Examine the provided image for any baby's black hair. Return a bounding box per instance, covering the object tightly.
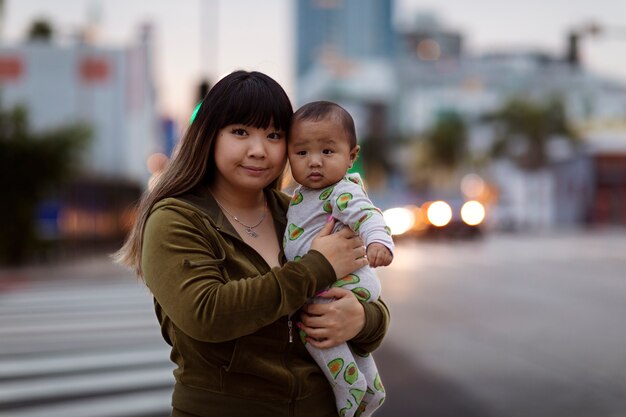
[292,101,357,148]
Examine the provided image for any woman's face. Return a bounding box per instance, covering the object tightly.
[212,124,287,192]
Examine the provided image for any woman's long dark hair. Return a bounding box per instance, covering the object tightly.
[114,70,293,276]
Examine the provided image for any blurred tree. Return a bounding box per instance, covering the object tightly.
[410,111,468,189]
[424,112,468,170]
[484,97,580,170]
[27,18,54,42]
[353,134,394,189]
[0,104,91,265]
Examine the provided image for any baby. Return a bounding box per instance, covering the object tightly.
[284,101,394,417]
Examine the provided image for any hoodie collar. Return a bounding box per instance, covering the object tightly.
[178,185,288,239]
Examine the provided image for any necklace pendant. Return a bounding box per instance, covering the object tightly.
[245,228,258,238]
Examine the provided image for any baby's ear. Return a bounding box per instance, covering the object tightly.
[349,145,360,165]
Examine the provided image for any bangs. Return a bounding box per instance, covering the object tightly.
[220,75,293,132]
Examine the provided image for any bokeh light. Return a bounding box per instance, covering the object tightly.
[426,201,452,227]
[461,173,486,199]
[461,200,486,226]
[146,153,168,174]
[416,39,441,61]
[383,207,415,235]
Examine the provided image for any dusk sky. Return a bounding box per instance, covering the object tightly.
[3,0,626,123]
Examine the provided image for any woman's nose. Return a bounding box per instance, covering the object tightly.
[248,136,267,158]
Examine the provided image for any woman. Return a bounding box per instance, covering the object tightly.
[115,70,390,417]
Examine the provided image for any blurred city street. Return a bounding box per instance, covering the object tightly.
[377,228,626,417]
[1,229,625,417]
[2,0,626,416]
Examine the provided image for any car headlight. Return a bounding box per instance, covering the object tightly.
[460,200,485,226]
[426,201,452,227]
[382,207,415,235]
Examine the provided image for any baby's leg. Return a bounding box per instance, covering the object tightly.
[303,339,367,417]
[331,267,381,302]
[352,352,385,417]
[330,268,384,416]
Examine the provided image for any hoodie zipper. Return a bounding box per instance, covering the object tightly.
[283,315,297,416]
[287,317,294,343]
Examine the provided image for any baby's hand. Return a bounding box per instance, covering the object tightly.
[366,242,393,267]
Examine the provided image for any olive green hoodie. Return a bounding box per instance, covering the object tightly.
[141,186,389,417]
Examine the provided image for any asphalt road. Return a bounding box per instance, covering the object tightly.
[375,228,626,417]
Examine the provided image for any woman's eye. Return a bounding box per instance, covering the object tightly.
[268,132,283,140]
[232,128,247,136]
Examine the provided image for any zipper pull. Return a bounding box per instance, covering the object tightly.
[287,319,293,343]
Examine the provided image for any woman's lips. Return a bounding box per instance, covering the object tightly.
[241,166,267,175]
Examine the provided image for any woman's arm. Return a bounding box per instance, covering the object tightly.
[142,205,367,343]
[351,296,390,353]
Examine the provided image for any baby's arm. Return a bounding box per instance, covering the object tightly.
[331,176,394,268]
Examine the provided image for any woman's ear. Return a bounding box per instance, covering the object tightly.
[349,145,360,168]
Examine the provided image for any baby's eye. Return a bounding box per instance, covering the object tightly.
[322,149,334,155]
[296,150,307,156]
[232,128,247,136]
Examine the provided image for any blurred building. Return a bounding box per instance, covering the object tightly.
[0,23,158,185]
[400,12,463,62]
[296,0,396,77]
[296,10,626,228]
[295,0,404,199]
[395,46,626,228]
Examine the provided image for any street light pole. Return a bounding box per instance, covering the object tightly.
[199,0,219,85]
[566,21,626,67]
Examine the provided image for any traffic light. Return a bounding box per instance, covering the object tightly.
[566,31,579,66]
[191,78,212,124]
[198,78,211,101]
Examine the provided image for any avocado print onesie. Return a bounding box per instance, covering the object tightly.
[284,173,393,417]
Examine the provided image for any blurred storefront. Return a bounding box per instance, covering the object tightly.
[36,178,141,255]
[0,23,160,251]
[592,153,626,224]
[586,129,626,225]
[0,23,159,186]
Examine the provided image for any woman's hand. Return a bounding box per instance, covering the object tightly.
[298,287,365,349]
[310,217,368,278]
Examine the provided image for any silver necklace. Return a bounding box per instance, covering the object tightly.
[212,194,267,238]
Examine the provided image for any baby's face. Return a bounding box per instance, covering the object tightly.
[288,118,358,189]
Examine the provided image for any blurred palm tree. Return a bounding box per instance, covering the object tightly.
[0,104,91,265]
[484,97,580,170]
[410,111,469,190]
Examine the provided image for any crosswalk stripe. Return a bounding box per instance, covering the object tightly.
[0,316,159,335]
[0,347,169,379]
[0,367,174,405]
[0,308,155,325]
[0,389,173,417]
[0,271,174,417]
[0,329,164,356]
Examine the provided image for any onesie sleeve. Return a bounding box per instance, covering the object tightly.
[331,176,394,254]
